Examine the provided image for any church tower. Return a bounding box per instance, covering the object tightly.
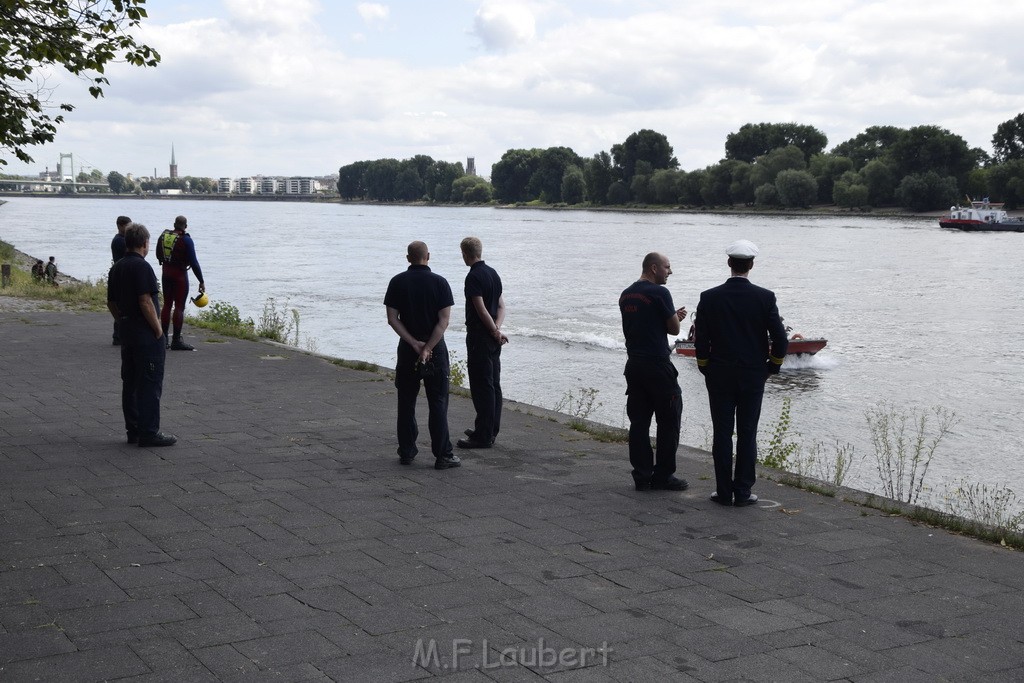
[169,144,178,179]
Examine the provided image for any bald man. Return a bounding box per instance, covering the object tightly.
[618,252,689,492]
[384,241,460,470]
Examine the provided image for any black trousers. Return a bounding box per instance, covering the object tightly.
[120,319,166,438]
[395,341,453,459]
[704,365,766,499]
[624,357,682,485]
[466,331,502,443]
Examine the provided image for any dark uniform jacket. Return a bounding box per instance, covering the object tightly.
[694,277,788,372]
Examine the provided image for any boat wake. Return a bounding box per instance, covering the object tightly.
[783,353,838,371]
[513,326,623,351]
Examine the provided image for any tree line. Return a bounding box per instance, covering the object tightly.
[339,114,1024,211]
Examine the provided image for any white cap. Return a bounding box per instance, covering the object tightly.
[726,239,759,258]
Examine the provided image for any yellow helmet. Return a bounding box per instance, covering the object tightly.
[191,292,209,307]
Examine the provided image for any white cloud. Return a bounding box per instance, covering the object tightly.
[221,0,320,31]
[6,0,1024,178]
[473,2,536,51]
[357,3,390,24]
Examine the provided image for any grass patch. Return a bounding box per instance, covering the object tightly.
[1,241,107,310]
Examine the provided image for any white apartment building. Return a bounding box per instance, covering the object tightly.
[218,177,234,193]
[237,177,255,194]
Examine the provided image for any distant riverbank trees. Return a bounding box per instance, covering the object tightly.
[339,113,1024,211]
[337,157,484,203]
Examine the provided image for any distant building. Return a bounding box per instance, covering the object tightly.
[466,157,476,176]
[259,177,279,194]
[218,177,234,193]
[169,144,178,179]
[237,177,255,194]
[286,177,317,194]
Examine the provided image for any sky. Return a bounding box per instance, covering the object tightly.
[5,0,1024,180]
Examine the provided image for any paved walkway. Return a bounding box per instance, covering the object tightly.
[1,309,1022,682]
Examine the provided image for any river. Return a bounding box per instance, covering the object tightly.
[2,196,1021,510]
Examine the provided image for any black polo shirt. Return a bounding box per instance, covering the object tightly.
[108,252,159,319]
[619,279,675,359]
[464,260,502,334]
[384,264,454,342]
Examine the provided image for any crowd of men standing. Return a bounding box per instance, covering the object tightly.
[385,236,788,507]
[103,218,787,508]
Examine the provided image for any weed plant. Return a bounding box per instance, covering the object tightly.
[943,480,1024,539]
[187,302,258,340]
[256,297,298,343]
[865,401,957,504]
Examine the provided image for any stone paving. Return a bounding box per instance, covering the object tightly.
[1,309,1023,682]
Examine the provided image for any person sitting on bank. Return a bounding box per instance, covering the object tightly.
[31,260,45,282]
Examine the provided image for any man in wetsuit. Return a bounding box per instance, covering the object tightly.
[619,252,689,492]
[384,241,460,470]
[107,223,176,447]
[158,215,205,351]
[110,215,131,345]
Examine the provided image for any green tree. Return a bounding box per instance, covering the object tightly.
[992,113,1024,164]
[775,169,818,208]
[423,160,463,202]
[754,183,778,206]
[527,146,582,202]
[611,129,677,184]
[363,158,400,201]
[833,172,869,208]
[678,169,705,205]
[451,175,492,203]
[583,151,614,205]
[491,148,540,203]
[1,0,160,165]
[650,169,685,204]
[860,159,896,205]
[894,171,958,211]
[830,125,905,170]
[107,170,129,194]
[808,153,854,203]
[749,145,805,190]
[338,160,371,199]
[725,122,828,163]
[700,160,747,206]
[560,165,586,205]
[888,125,976,189]
[606,180,630,205]
[986,160,1024,209]
[393,164,423,201]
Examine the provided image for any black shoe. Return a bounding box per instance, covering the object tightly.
[635,481,653,491]
[457,438,491,449]
[434,455,462,470]
[651,476,689,491]
[170,337,195,351]
[734,494,759,507]
[399,456,415,465]
[138,432,177,447]
[710,492,733,506]
[464,429,475,438]
[126,432,138,444]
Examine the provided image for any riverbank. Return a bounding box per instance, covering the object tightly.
[2,307,1023,680]
[2,191,961,219]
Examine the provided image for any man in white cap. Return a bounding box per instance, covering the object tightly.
[694,240,787,507]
